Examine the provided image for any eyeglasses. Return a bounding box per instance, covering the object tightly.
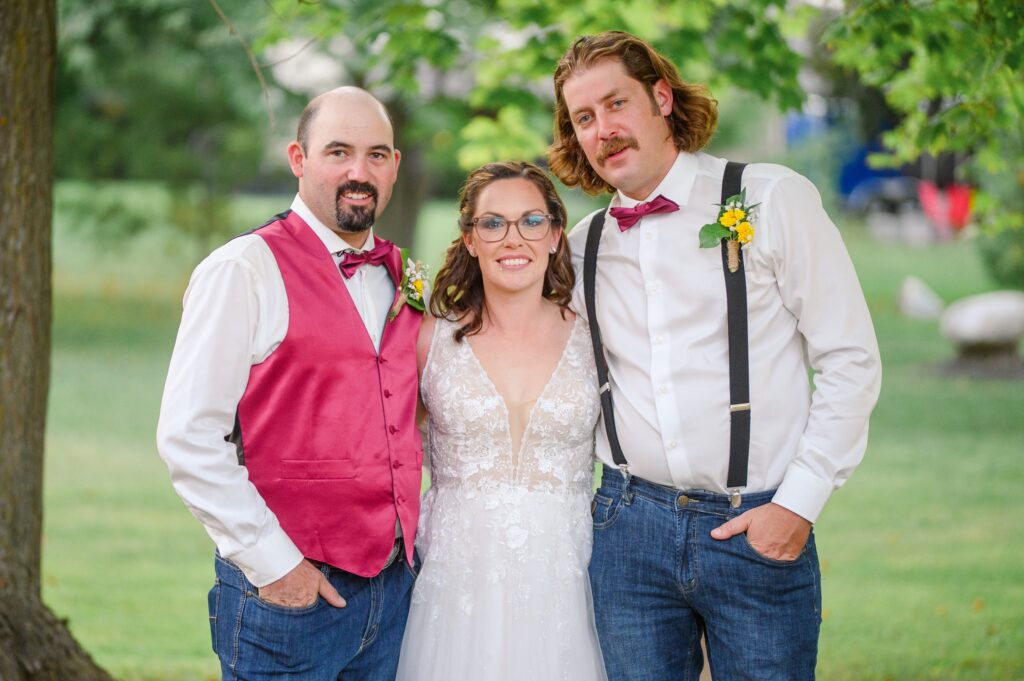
[470,213,555,242]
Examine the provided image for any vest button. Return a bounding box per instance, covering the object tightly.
[392,460,401,470]
[384,389,392,398]
[389,425,398,435]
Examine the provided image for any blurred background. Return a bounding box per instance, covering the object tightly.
[35,0,1024,678]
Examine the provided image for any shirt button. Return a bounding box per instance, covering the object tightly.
[658,384,670,395]
[644,232,653,241]
[647,282,659,294]
[654,334,665,344]
[667,439,678,449]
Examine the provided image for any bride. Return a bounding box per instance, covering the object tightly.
[396,161,606,680]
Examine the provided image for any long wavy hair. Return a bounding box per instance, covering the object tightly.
[548,31,719,195]
[430,161,574,342]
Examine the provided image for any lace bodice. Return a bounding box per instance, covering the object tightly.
[421,314,599,494]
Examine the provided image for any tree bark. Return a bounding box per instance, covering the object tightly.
[0,1,114,678]
[373,99,427,251]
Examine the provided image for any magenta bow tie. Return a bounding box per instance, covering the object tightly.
[339,240,392,279]
[608,194,680,231]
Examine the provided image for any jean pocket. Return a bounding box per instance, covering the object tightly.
[739,534,805,566]
[591,491,623,530]
[404,548,421,580]
[207,579,221,655]
[251,592,324,615]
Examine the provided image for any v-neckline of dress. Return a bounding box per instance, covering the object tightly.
[462,316,580,470]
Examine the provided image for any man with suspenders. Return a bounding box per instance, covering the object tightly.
[549,32,882,680]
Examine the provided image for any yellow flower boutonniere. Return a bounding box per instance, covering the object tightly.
[388,248,429,321]
[698,188,760,272]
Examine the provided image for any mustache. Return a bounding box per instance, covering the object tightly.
[596,136,639,166]
[336,181,379,204]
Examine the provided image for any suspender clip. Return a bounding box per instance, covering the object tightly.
[729,402,751,413]
[599,382,611,395]
[618,464,631,482]
[729,489,743,508]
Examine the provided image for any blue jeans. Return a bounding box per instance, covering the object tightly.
[209,550,416,680]
[589,473,821,681]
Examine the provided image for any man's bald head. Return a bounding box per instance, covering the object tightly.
[286,86,401,245]
[296,87,394,154]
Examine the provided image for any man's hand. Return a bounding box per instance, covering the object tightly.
[257,560,347,608]
[711,503,812,562]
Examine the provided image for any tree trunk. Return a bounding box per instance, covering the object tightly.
[373,99,426,251]
[0,2,114,678]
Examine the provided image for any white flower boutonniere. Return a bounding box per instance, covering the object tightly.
[389,248,429,321]
[698,188,760,272]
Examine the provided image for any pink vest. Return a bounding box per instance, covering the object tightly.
[237,211,422,577]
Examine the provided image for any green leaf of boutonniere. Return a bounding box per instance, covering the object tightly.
[699,223,732,248]
[389,247,429,321]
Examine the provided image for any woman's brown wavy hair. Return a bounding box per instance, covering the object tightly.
[430,161,574,342]
[548,31,719,195]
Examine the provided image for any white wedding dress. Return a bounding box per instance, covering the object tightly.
[396,315,607,681]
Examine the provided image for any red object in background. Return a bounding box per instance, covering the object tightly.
[918,181,973,233]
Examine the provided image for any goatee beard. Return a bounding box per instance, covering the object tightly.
[334,181,378,233]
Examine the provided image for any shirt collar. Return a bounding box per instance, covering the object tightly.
[289,194,376,254]
[613,152,698,209]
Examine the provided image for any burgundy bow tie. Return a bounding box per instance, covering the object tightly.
[339,240,392,279]
[608,195,680,231]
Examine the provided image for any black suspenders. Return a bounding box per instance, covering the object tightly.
[583,161,751,501]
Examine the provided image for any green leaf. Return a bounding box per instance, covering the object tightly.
[699,223,731,249]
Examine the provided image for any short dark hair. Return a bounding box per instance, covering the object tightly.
[296,99,322,154]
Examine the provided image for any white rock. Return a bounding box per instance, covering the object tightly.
[899,276,944,320]
[940,291,1024,344]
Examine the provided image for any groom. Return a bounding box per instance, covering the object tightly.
[551,32,882,680]
[157,87,423,680]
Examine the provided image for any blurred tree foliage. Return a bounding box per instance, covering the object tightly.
[260,0,806,171]
[254,0,807,244]
[56,0,809,251]
[56,0,298,254]
[826,0,1024,288]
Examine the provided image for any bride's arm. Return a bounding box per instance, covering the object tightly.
[416,315,436,473]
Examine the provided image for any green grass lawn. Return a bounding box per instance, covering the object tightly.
[42,188,1023,680]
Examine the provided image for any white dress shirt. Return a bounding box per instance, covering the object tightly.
[156,195,396,587]
[569,152,881,523]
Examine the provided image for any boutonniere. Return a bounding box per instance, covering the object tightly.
[389,248,429,321]
[698,188,760,272]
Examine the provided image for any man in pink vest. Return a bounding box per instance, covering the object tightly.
[157,87,423,680]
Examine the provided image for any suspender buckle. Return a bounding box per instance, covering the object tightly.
[599,382,611,395]
[729,403,751,413]
[729,489,743,508]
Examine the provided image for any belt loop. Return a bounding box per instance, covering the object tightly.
[621,469,634,505]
